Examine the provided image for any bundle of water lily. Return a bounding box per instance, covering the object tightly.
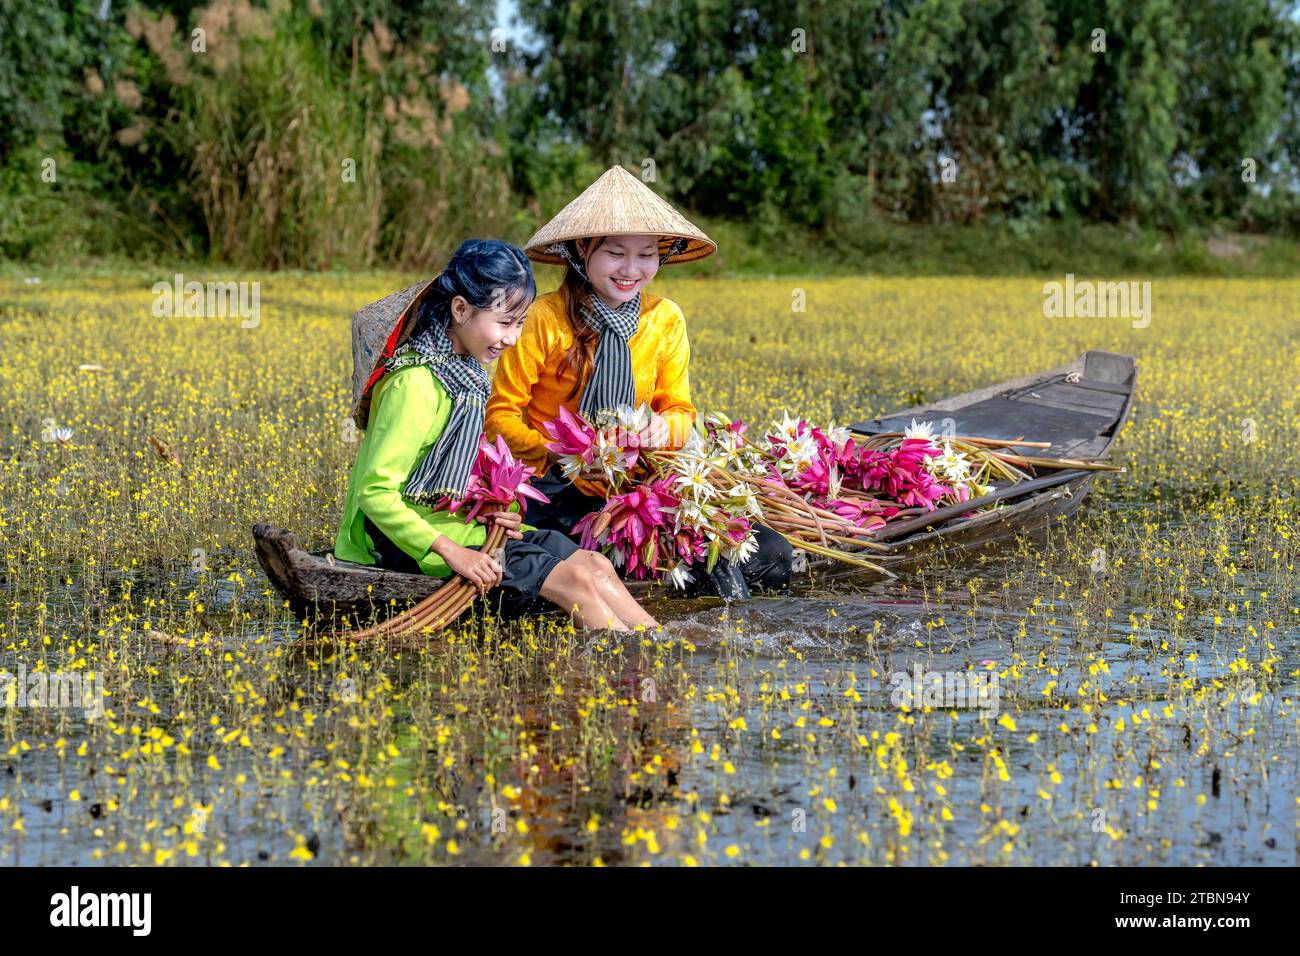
[543,405,1121,586]
[340,437,532,641]
[336,406,1123,640]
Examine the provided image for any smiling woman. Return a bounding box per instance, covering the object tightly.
[485,166,795,597]
[334,238,659,630]
[586,235,661,298]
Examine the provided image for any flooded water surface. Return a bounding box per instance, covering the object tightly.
[2,275,1297,865]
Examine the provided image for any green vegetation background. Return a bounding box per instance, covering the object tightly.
[2,0,1298,277]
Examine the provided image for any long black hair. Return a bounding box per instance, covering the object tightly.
[416,238,536,331]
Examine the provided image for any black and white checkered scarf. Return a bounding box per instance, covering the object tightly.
[550,237,688,418]
[384,316,490,502]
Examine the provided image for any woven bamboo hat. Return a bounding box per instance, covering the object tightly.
[349,279,434,428]
[524,165,716,266]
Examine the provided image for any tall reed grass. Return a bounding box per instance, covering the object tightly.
[140,1,516,270]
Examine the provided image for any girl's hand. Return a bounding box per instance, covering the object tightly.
[430,538,503,591]
[476,508,524,540]
[638,412,672,449]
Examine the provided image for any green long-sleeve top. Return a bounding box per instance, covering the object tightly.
[335,364,524,577]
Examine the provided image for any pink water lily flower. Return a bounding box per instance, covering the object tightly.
[724,514,752,544]
[894,470,951,510]
[573,479,678,578]
[893,436,943,472]
[832,435,859,468]
[705,414,748,437]
[439,435,550,522]
[792,456,837,497]
[810,426,846,461]
[825,496,896,531]
[673,527,708,565]
[542,405,598,462]
[844,447,891,493]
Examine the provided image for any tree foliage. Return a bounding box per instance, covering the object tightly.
[1,0,1297,265]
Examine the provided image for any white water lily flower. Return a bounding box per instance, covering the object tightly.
[727,484,762,517]
[558,453,588,481]
[788,431,818,460]
[597,403,651,434]
[709,428,740,456]
[592,404,653,453]
[776,432,818,478]
[904,419,937,440]
[775,456,804,480]
[933,442,973,482]
[620,403,653,431]
[665,562,695,590]
[589,432,629,483]
[772,410,803,445]
[737,450,770,477]
[825,424,852,450]
[673,458,717,502]
[661,499,707,530]
[728,533,760,564]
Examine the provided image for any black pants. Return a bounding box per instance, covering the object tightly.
[525,465,793,599]
[364,516,577,618]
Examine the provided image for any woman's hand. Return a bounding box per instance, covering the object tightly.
[579,457,609,481]
[476,508,524,540]
[638,412,672,450]
[430,537,503,591]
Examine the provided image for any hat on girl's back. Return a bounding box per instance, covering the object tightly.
[349,279,435,428]
[524,165,716,266]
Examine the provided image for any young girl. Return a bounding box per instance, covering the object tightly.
[335,239,658,631]
[485,168,794,595]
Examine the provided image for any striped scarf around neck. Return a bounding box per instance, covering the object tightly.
[384,313,490,502]
[550,237,687,417]
[578,289,642,417]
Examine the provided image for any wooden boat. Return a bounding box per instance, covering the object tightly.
[253,350,1135,621]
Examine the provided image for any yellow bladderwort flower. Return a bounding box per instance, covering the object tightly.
[4,273,1296,867]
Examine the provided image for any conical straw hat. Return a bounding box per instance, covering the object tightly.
[349,279,435,428]
[525,165,716,266]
